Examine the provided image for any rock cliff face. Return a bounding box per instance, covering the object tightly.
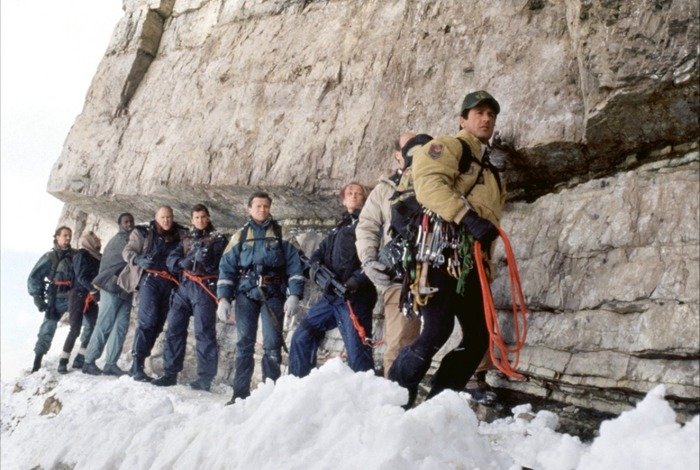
[49,0,698,418]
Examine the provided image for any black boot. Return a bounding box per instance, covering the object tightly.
[72,353,85,369]
[82,362,103,376]
[226,390,248,406]
[129,357,152,382]
[152,373,177,387]
[189,377,211,392]
[57,358,69,374]
[31,354,44,373]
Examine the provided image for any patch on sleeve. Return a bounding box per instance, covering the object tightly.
[428,144,444,159]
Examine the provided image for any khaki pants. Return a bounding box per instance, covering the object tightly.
[382,284,422,377]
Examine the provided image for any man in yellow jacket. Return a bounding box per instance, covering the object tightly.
[387,90,507,408]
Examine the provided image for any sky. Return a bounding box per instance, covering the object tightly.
[0,0,123,379]
[1,340,698,470]
[0,0,123,253]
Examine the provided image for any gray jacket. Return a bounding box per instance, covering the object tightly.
[93,228,132,298]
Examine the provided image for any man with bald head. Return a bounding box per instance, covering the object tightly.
[355,131,423,377]
[122,206,187,381]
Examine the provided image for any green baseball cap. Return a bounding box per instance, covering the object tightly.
[461,90,500,115]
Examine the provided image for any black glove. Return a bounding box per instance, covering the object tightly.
[194,247,208,263]
[345,276,361,295]
[461,211,499,246]
[90,290,100,303]
[135,255,154,269]
[33,296,47,312]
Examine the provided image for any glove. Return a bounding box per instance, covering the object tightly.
[284,295,300,318]
[217,298,235,323]
[362,260,392,287]
[345,276,361,294]
[194,247,208,263]
[90,290,100,303]
[461,211,499,246]
[33,296,47,312]
[134,255,154,269]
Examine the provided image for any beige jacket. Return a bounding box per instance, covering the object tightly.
[412,130,507,227]
[355,173,399,265]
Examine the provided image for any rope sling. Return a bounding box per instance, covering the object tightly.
[474,228,529,380]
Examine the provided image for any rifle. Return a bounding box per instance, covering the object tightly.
[300,254,347,299]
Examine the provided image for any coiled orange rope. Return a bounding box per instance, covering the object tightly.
[474,227,528,380]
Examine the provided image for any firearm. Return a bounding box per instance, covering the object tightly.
[300,254,347,299]
[43,281,59,319]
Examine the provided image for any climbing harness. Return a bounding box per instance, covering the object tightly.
[474,228,529,380]
[144,269,180,286]
[183,271,219,303]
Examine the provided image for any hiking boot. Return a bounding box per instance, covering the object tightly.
[152,374,177,387]
[102,364,127,377]
[475,371,492,392]
[82,362,103,376]
[226,391,248,406]
[403,387,418,410]
[72,354,85,369]
[189,378,211,392]
[129,357,152,383]
[32,354,44,373]
[57,358,69,374]
[466,388,497,405]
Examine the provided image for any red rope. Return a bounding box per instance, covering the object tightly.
[182,271,219,303]
[82,292,95,314]
[474,227,528,380]
[145,269,180,286]
[346,300,383,348]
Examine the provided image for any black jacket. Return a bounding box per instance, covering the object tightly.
[72,249,101,293]
[311,209,369,286]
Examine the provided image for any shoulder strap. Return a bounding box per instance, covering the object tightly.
[47,250,61,281]
[237,220,283,250]
[238,223,251,250]
[272,220,283,242]
[458,139,502,193]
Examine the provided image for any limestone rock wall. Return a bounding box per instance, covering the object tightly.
[49,0,699,418]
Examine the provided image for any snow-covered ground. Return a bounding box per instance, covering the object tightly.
[1,330,698,470]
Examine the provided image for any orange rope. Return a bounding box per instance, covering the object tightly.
[145,269,180,286]
[182,271,219,303]
[346,300,383,348]
[82,292,96,314]
[474,227,528,380]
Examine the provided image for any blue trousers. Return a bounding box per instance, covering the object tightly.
[131,273,176,359]
[388,267,488,399]
[232,291,285,399]
[288,289,376,378]
[33,298,68,355]
[85,290,132,366]
[162,278,218,382]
